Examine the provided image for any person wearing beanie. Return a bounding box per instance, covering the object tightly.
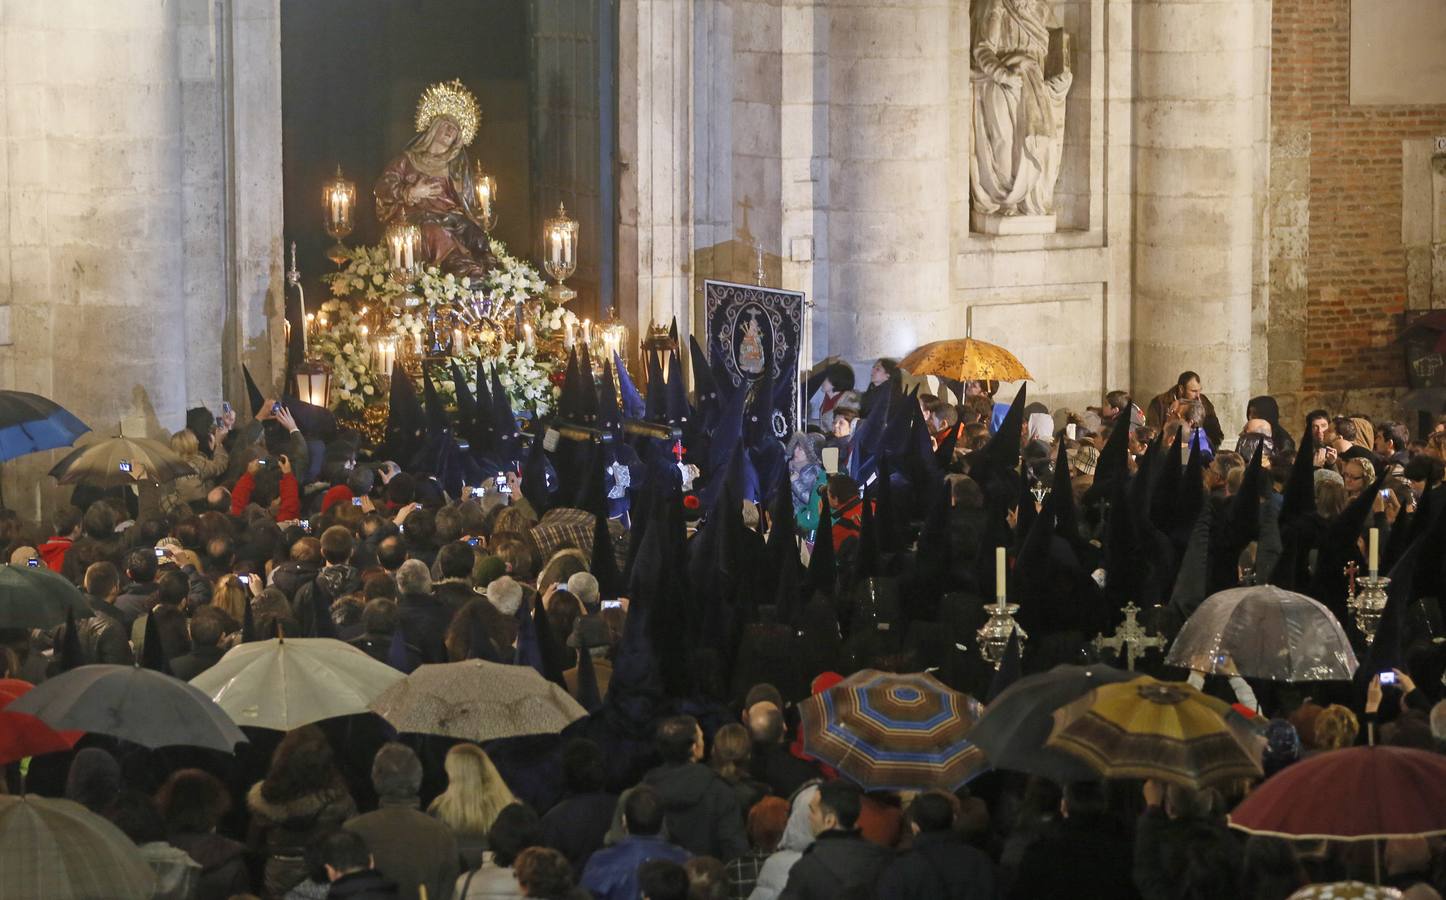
[472,554,508,590]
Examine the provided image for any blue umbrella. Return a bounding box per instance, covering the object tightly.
[0,391,88,462]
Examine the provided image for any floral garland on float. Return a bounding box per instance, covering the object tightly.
[316,238,571,425]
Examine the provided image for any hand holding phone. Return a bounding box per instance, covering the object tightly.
[1379,670,1397,685]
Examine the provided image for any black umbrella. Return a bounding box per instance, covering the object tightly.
[0,564,93,630]
[8,665,246,753]
[968,663,1134,782]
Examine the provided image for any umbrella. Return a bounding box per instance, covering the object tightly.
[0,564,93,630]
[0,391,89,462]
[797,669,984,791]
[1046,675,1263,789]
[190,637,406,731]
[7,665,246,753]
[368,659,587,742]
[1285,885,1403,900]
[0,795,155,900]
[49,436,194,487]
[968,664,1136,783]
[0,679,83,766]
[899,337,1032,383]
[1228,745,1446,840]
[1165,585,1358,681]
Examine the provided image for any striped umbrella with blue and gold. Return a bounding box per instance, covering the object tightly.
[798,669,985,791]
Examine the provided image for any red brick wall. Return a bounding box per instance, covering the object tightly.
[1271,0,1446,399]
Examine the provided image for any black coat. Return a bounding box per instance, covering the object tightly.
[399,592,454,664]
[751,742,820,801]
[327,869,400,899]
[1133,809,1242,900]
[878,831,995,900]
[641,762,748,861]
[169,830,252,900]
[778,829,891,900]
[168,645,227,682]
[1009,813,1140,900]
[540,791,617,873]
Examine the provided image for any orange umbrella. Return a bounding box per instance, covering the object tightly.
[900,338,1032,383]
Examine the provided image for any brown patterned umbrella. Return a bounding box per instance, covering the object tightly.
[367,659,586,742]
[798,669,984,791]
[900,338,1033,383]
[48,436,195,487]
[1046,676,1262,790]
[0,795,155,899]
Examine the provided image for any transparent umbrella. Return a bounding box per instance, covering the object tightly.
[1165,585,1358,681]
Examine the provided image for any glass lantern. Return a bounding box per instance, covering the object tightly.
[543,202,579,303]
[595,313,628,365]
[386,223,423,291]
[293,360,331,409]
[371,336,398,378]
[471,164,498,234]
[322,165,356,266]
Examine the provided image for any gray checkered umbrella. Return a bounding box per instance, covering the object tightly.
[368,659,586,742]
[0,795,154,899]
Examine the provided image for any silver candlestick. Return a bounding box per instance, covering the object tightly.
[978,598,1026,670]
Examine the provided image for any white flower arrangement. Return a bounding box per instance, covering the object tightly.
[319,238,562,419]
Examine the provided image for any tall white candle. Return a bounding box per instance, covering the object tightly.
[1369,527,1379,575]
[996,546,1006,600]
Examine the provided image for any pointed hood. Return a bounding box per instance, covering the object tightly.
[973,385,1027,485]
[468,358,498,460]
[242,595,257,643]
[615,353,646,419]
[560,348,583,421]
[934,426,958,469]
[421,365,451,437]
[573,646,603,712]
[1279,422,1317,528]
[490,367,521,467]
[532,590,568,687]
[1355,539,1421,691]
[598,360,623,433]
[689,335,721,427]
[243,364,266,417]
[645,352,667,421]
[59,608,83,673]
[141,612,168,675]
[875,455,902,554]
[1085,409,1132,505]
[450,361,478,435]
[578,341,600,424]
[468,613,499,662]
[664,349,691,427]
[521,432,555,514]
[382,362,427,467]
[854,481,880,584]
[808,491,837,598]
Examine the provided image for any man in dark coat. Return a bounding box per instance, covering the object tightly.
[431,541,480,611]
[395,560,451,664]
[540,739,618,873]
[318,829,400,900]
[878,792,995,900]
[640,715,748,861]
[344,744,458,900]
[1145,370,1224,451]
[1008,781,1140,900]
[294,526,363,636]
[113,548,161,629]
[580,785,691,900]
[1133,781,1243,900]
[168,607,230,681]
[778,781,891,900]
[76,561,134,665]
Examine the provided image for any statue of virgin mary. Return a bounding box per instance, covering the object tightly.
[375,79,491,278]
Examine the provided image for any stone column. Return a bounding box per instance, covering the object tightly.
[1132,0,1267,435]
[780,1,829,363]
[617,0,695,344]
[824,0,952,375]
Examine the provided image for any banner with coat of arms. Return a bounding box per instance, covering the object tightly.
[703,279,805,439]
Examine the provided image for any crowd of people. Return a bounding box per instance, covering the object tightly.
[4,350,1446,900]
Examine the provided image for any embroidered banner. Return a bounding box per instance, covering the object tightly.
[703,279,805,439]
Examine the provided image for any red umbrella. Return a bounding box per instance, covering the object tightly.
[1229,745,1446,840]
[0,679,83,765]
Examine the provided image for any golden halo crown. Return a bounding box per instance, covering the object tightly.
[415,79,481,147]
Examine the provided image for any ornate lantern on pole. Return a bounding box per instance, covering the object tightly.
[543,202,578,304]
[322,165,356,266]
[293,360,331,409]
[471,163,498,235]
[595,313,628,365]
[641,321,676,382]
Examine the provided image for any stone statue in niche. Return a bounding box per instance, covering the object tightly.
[969,0,1073,235]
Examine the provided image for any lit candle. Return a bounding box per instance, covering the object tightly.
[402,232,415,270]
[582,319,591,344]
[550,228,564,267]
[995,546,1006,601]
[452,327,465,352]
[524,322,535,350]
[390,233,403,270]
[1369,527,1379,575]
[563,321,575,349]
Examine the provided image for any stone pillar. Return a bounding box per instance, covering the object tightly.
[824,0,952,375]
[617,0,695,343]
[1132,0,1267,435]
[780,1,829,363]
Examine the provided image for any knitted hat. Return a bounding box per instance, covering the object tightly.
[473,554,507,588]
[1313,468,1345,488]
